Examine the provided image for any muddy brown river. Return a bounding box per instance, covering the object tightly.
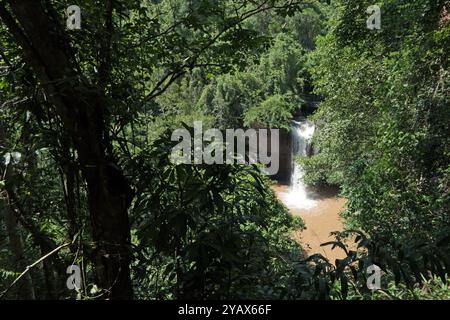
[273,184,348,262]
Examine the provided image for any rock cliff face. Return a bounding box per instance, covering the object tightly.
[248,127,292,183]
[273,129,292,184]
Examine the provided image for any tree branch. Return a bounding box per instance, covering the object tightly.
[0,241,71,299]
[143,0,303,102]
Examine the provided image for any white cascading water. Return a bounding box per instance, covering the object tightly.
[280,119,317,209]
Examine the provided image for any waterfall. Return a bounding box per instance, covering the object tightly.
[279,119,317,209]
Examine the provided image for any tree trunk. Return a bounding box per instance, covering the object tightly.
[60,146,79,244]
[0,1,134,299]
[1,200,36,300]
[0,107,35,300]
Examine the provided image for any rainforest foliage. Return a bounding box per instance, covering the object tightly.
[0,0,449,300]
[304,0,450,244]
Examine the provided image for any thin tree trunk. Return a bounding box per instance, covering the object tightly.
[1,200,36,300]
[39,243,58,299]
[60,152,78,243]
[23,107,63,299]
[0,108,35,300]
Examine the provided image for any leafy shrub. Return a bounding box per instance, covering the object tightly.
[301,230,450,300]
[244,94,297,130]
[126,128,305,299]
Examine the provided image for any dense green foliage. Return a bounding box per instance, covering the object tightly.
[299,0,450,299]
[127,130,304,299]
[0,0,314,300]
[0,0,449,300]
[304,0,450,244]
